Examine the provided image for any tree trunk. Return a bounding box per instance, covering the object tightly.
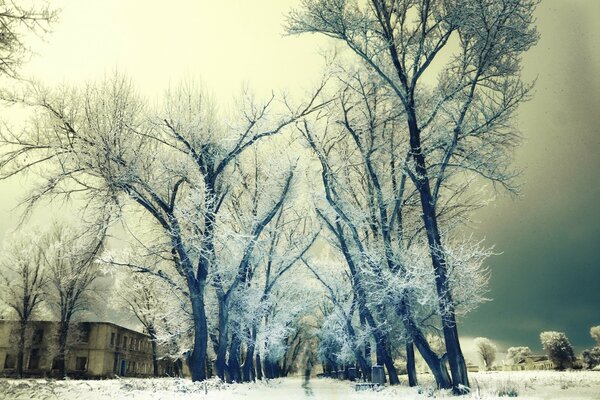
[242,327,257,382]
[55,317,71,379]
[215,298,229,381]
[395,298,452,389]
[17,321,26,378]
[227,327,242,383]
[189,284,208,382]
[406,341,418,387]
[151,339,159,377]
[255,353,263,380]
[373,333,399,385]
[406,112,469,393]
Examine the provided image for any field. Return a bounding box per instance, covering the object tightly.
[1,371,600,400]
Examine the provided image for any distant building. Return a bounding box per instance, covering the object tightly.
[0,320,175,378]
[501,355,555,371]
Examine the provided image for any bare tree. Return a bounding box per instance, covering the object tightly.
[113,271,174,377]
[0,229,47,377]
[474,337,496,370]
[288,0,538,392]
[0,0,57,78]
[43,223,104,378]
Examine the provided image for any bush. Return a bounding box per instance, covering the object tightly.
[497,380,519,397]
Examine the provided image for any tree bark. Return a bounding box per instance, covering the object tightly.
[395,298,452,388]
[255,353,263,380]
[16,321,26,378]
[215,297,229,380]
[406,110,469,393]
[406,341,418,387]
[188,283,208,382]
[227,327,242,383]
[242,327,257,382]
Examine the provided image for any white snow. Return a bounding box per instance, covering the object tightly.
[1,371,600,400]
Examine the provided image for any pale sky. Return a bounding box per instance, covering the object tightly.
[1,0,599,354]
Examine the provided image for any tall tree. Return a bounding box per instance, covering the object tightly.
[288,0,538,392]
[0,229,47,377]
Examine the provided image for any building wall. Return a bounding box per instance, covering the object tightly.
[0,321,156,378]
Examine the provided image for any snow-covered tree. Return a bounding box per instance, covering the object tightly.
[474,337,496,370]
[0,0,57,78]
[591,325,600,346]
[43,223,105,378]
[0,229,47,377]
[288,0,539,392]
[506,346,532,365]
[112,269,188,377]
[0,74,325,381]
[297,68,491,388]
[540,331,575,370]
[581,347,600,370]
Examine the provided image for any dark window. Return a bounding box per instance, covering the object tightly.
[129,337,133,350]
[110,332,115,347]
[113,354,118,373]
[28,349,40,370]
[4,354,16,369]
[79,323,91,343]
[32,328,44,345]
[75,357,87,371]
[123,336,127,348]
[116,334,121,349]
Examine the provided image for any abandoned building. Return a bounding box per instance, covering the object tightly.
[0,320,175,378]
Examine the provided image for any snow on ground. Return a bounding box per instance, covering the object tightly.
[1,371,600,400]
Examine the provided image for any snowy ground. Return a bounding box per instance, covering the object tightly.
[1,371,600,400]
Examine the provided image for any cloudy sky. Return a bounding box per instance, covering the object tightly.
[1,0,598,354]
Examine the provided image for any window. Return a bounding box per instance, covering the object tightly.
[75,357,87,371]
[32,328,44,345]
[28,349,40,370]
[123,336,127,348]
[116,333,121,349]
[129,337,133,350]
[4,354,16,369]
[110,332,115,347]
[79,323,91,343]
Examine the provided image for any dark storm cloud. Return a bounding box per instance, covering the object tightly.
[461,0,600,353]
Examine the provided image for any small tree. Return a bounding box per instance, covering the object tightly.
[474,337,496,370]
[540,331,575,370]
[0,229,47,377]
[590,325,600,346]
[506,346,532,365]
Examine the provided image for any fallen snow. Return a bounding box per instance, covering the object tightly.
[1,371,600,400]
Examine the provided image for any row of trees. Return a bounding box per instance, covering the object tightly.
[288,0,538,392]
[0,0,540,393]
